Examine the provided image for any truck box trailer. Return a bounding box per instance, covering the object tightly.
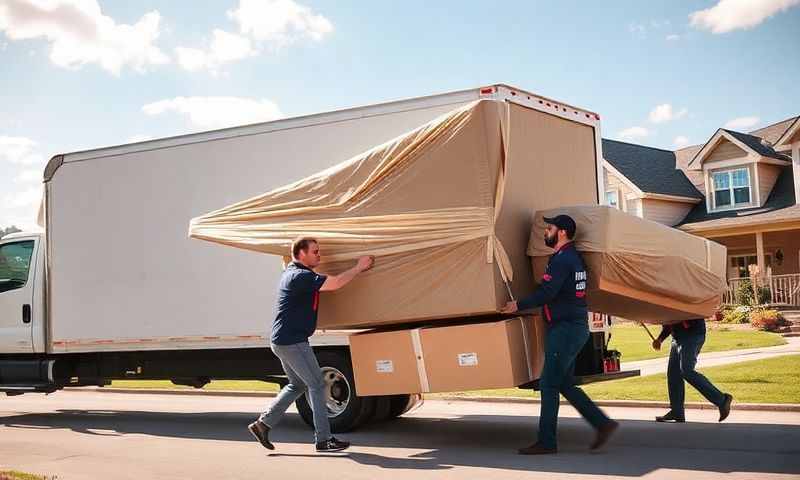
[0,84,635,433]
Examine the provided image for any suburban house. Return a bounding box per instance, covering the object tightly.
[602,115,800,307]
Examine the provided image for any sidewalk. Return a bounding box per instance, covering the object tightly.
[622,335,800,376]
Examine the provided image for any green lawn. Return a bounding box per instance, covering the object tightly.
[606,322,785,362]
[0,472,53,480]
[433,354,800,404]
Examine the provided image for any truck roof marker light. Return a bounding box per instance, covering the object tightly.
[479,87,495,95]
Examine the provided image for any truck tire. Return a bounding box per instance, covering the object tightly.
[295,349,375,433]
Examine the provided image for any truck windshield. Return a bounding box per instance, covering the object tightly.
[0,240,34,293]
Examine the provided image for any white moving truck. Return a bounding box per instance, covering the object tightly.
[0,85,633,432]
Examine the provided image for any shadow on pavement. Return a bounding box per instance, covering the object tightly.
[2,409,799,476]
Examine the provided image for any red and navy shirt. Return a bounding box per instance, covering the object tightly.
[517,242,588,325]
[270,262,327,345]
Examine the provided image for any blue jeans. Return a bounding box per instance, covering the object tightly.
[538,321,611,449]
[668,332,725,416]
[260,342,331,443]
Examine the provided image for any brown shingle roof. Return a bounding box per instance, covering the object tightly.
[750,116,798,145]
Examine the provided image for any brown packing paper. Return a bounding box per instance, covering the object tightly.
[528,205,727,324]
[350,316,545,396]
[189,99,598,329]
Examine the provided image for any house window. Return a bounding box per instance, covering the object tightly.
[729,254,772,279]
[712,168,751,210]
[605,190,620,209]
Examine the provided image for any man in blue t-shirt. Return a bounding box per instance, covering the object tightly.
[248,237,373,453]
[501,214,618,455]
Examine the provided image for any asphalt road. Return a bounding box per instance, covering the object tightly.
[2,390,799,480]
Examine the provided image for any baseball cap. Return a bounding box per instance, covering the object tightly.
[543,214,577,238]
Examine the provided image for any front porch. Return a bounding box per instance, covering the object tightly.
[713,229,800,307]
[724,274,800,307]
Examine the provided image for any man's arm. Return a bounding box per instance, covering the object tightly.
[652,325,672,350]
[320,256,374,292]
[501,261,569,313]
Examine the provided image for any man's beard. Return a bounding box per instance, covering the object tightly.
[544,233,557,248]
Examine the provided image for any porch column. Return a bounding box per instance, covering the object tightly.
[756,232,765,275]
[793,143,800,206]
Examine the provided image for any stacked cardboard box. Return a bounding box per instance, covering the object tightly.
[190,99,599,330]
[349,316,546,396]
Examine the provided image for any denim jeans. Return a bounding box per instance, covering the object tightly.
[668,332,725,416]
[259,342,331,443]
[537,321,611,449]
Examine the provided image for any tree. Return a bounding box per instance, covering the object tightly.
[0,226,22,239]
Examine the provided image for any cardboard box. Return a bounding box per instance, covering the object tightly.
[191,100,599,330]
[350,316,545,396]
[529,206,727,324]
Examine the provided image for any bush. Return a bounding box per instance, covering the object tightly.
[749,308,784,331]
[735,280,755,306]
[755,285,772,304]
[723,305,750,324]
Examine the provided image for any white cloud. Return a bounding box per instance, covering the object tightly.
[618,127,650,141]
[666,34,680,41]
[649,104,688,124]
[690,0,800,34]
[2,185,41,211]
[628,22,646,38]
[0,135,45,165]
[176,29,255,73]
[0,0,170,75]
[14,167,42,183]
[228,0,333,47]
[142,96,283,130]
[673,136,691,148]
[724,116,760,130]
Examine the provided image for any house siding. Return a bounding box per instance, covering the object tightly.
[705,139,748,164]
[757,163,782,206]
[641,198,694,226]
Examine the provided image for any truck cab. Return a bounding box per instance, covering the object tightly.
[0,231,46,354]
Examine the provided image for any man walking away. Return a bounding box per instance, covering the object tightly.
[502,214,618,455]
[652,319,733,423]
[248,237,373,453]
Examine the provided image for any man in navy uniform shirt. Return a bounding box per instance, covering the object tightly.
[502,214,618,454]
[652,319,733,423]
[248,237,373,453]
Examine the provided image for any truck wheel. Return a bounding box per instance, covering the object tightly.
[295,349,375,433]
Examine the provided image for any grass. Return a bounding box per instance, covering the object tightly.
[432,354,800,404]
[0,472,55,480]
[605,322,785,362]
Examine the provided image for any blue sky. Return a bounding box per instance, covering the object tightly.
[1,0,799,230]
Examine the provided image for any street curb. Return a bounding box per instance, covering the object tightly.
[78,388,800,412]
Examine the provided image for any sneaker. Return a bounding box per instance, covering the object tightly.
[517,442,557,455]
[590,420,619,450]
[718,393,733,422]
[316,437,350,453]
[655,411,686,423]
[247,420,274,450]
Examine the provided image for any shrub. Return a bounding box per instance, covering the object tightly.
[723,305,750,324]
[749,308,784,331]
[735,280,755,306]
